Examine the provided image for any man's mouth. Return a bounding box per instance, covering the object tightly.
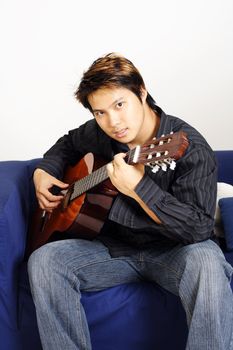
[114,128,128,138]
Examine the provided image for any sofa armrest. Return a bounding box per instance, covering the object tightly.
[0,159,40,329]
[215,151,233,185]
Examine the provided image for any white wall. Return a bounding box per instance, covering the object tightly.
[0,0,233,160]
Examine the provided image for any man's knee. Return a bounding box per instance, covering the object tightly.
[27,242,61,287]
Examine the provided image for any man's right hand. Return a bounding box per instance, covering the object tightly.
[33,168,69,212]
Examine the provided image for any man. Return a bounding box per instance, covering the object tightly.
[28,53,233,350]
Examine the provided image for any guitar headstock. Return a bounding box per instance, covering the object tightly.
[127,131,189,173]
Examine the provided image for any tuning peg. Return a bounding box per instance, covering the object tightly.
[151,164,160,173]
[164,158,176,170]
[169,160,176,170]
[161,163,167,171]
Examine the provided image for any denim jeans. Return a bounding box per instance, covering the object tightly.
[28,238,233,350]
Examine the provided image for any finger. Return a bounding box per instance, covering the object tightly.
[47,193,65,202]
[114,153,126,161]
[38,197,62,211]
[37,187,64,202]
[113,153,126,167]
[106,162,114,175]
[53,178,69,189]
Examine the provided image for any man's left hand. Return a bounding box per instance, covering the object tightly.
[106,153,144,197]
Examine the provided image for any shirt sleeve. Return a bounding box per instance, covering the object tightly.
[109,145,217,245]
[35,120,107,179]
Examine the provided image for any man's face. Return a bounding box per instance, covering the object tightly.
[88,87,147,147]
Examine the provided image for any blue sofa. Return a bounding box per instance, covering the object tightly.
[0,151,233,350]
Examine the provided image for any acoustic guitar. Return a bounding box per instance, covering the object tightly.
[27,131,189,253]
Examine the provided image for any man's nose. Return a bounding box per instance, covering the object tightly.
[108,112,120,127]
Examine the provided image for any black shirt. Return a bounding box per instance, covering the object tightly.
[37,108,217,248]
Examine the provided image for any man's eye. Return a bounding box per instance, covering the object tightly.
[94,111,104,117]
[116,102,124,109]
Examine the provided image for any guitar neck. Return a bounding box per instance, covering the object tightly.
[70,164,109,201]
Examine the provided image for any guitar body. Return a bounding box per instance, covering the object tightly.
[28,154,118,254]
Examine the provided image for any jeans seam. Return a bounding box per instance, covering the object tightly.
[65,265,89,350]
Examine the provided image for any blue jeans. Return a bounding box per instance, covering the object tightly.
[28,238,233,350]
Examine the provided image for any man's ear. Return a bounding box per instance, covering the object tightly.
[140,88,148,104]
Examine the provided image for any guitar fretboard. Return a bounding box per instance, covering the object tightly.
[70,165,109,201]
